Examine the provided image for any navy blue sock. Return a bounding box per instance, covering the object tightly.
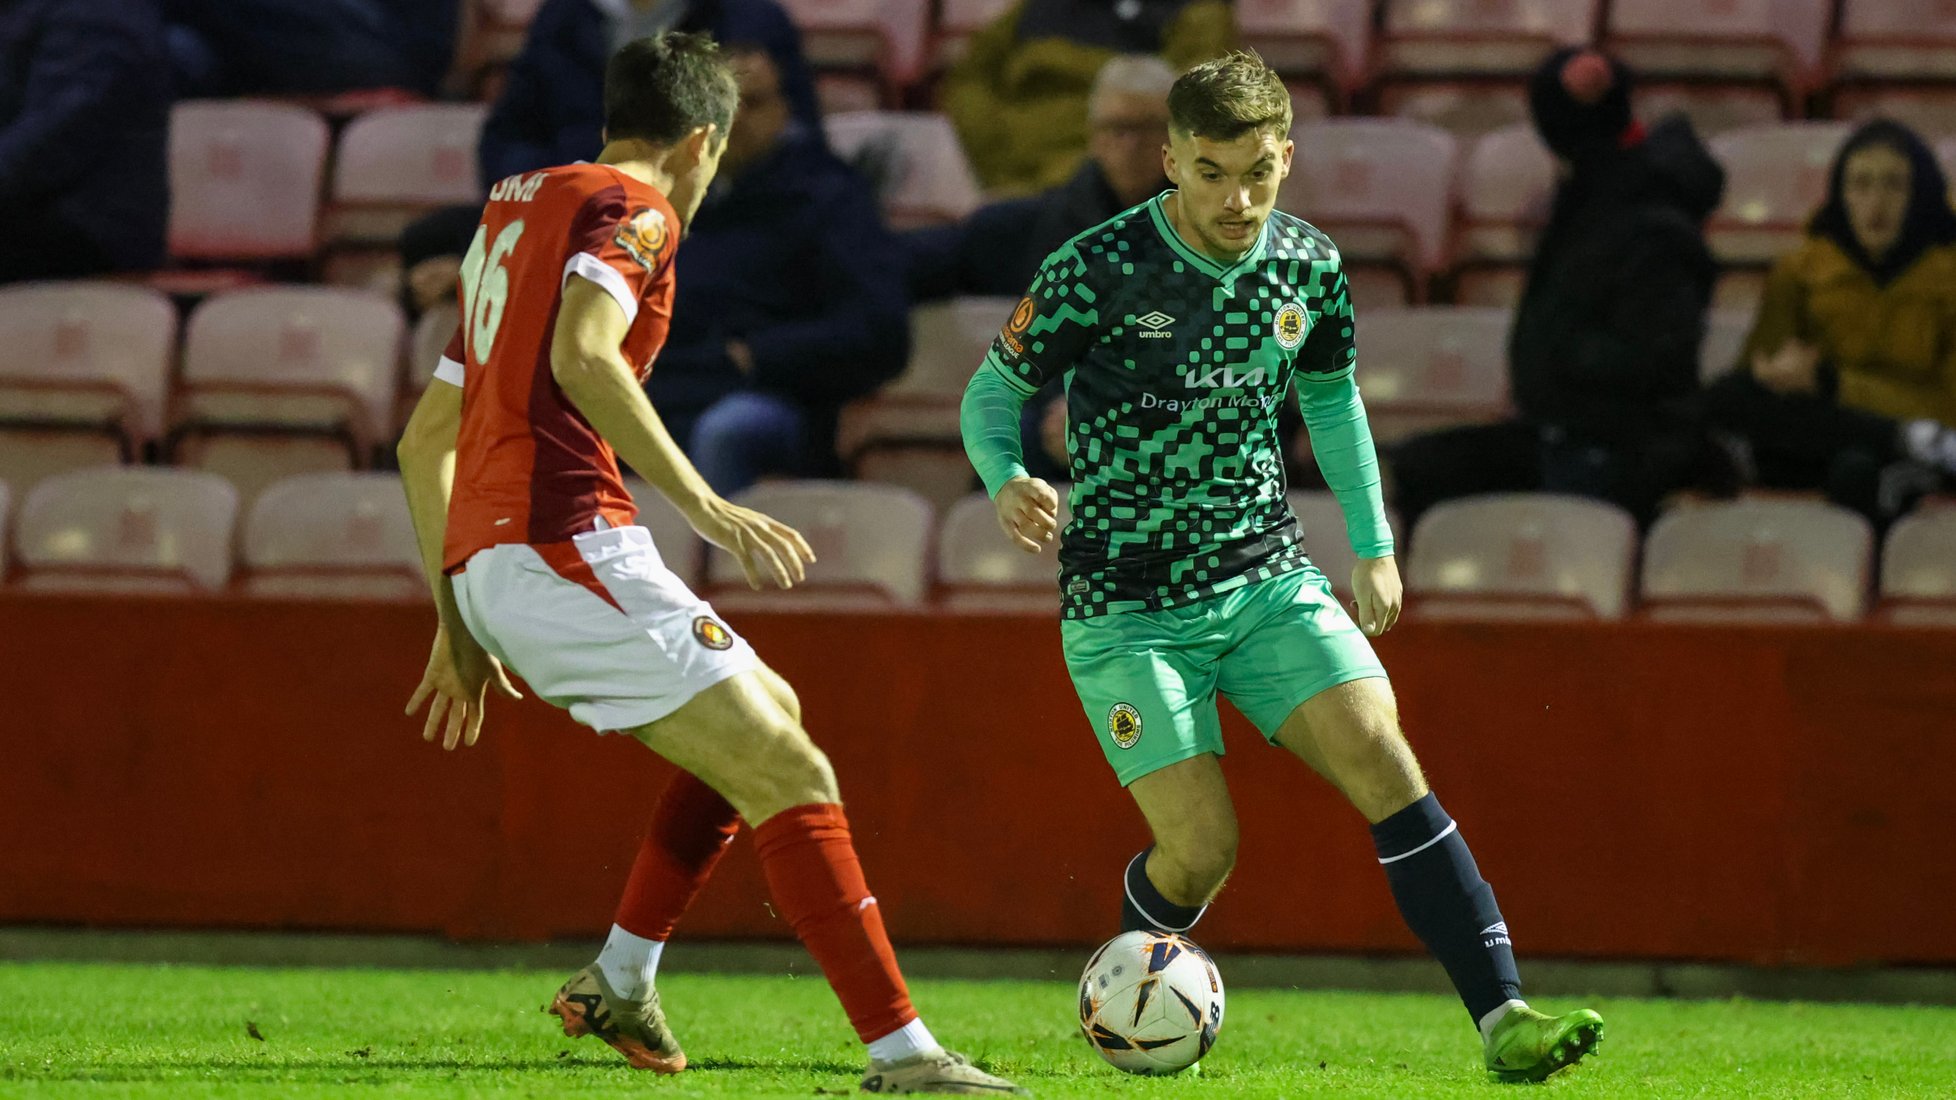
[1118,848,1205,933]
[1370,793,1522,1023]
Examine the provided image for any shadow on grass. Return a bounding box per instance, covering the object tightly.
[5,1053,864,1081]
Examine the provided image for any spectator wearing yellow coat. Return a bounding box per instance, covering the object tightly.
[942,0,1232,195]
[1708,119,1956,520]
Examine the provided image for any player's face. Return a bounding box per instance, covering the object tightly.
[1163,127,1292,259]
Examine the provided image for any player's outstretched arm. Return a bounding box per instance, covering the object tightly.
[549,277,814,589]
[397,379,522,749]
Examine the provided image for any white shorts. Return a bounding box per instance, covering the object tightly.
[452,525,758,733]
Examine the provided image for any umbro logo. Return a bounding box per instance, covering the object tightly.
[1135,311,1176,339]
[1482,922,1508,936]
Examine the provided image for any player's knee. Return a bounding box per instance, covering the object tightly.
[1156,821,1238,900]
[745,721,837,813]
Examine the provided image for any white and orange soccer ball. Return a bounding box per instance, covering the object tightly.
[1078,930,1225,1075]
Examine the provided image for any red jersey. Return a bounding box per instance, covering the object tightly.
[438,163,679,573]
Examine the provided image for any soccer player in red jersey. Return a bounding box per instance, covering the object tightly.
[396,33,1022,1096]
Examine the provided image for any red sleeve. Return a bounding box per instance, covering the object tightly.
[561,186,674,324]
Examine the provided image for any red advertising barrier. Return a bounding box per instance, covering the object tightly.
[2,593,1951,967]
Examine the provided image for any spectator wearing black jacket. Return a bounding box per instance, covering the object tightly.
[646,48,908,492]
[904,54,1175,483]
[165,0,460,99]
[1391,48,1728,532]
[480,0,820,184]
[0,0,170,282]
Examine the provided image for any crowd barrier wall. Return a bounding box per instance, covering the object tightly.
[2,594,1951,968]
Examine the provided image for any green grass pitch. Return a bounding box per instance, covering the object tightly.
[2,963,1952,1097]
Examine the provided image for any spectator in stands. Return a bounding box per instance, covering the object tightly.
[479,0,820,184]
[399,0,825,317]
[165,0,460,99]
[644,47,907,493]
[906,54,1175,484]
[1391,49,1728,532]
[1706,119,1956,522]
[942,0,1232,195]
[0,0,170,282]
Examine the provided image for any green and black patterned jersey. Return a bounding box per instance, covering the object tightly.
[976,193,1363,619]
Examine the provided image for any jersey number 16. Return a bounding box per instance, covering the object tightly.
[459,220,526,364]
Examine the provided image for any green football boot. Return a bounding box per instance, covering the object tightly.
[1484,1005,1604,1083]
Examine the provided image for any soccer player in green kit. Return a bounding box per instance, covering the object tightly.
[960,51,1605,1083]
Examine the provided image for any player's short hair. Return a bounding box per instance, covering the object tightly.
[604,32,739,148]
[1167,50,1293,143]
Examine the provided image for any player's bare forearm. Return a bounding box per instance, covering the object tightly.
[397,380,470,633]
[550,278,714,519]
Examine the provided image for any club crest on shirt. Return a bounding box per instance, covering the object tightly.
[1274,303,1307,350]
[692,615,733,651]
[615,207,670,272]
[1108,702,1142,749]
[1000,295,1035,357]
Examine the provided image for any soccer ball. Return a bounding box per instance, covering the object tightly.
[1077,930,1224,1075]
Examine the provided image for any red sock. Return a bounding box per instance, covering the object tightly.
[752,803,917,1042]
[613,770,742,940]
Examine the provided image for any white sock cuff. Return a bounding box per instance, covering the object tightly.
[1478,998,1528,1043]
[866,1017,940,1064]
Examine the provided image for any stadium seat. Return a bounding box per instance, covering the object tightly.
[824,112,982,228]
[837,296,1011,461]
[1834,87,1956,140]
[0,282,176,451]
[1700,308,1755,382]
[1378,0,1597,79]
[1456,124,1556,268]
[705,481,932,609]
[169,101,331,262]
[1235,0,1371,91]
[777,0,929,94]
[241,472,423,600]
[1879,507,1956,627]
[1642,498,1874,623]
[1635,84,1786,137]
[853,448,982,518]
[175,287,406,461]
[1707,122,1853,266]
[1287,490,1402,598]
[1836,0,1956,83]
[176,436,358,509]
[1407,494,1639,621]
[0,431,125,498]
[1280,121,1458,291]
[1605,0,1831,97]
[1349,307,1511,444]
[622,477,705,590]
[937,487,1070,612]
[328,104,488,246]
[1380,82,1531,140]
[15,466,238,593]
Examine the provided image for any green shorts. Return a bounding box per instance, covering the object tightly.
[1060,566,1388,786]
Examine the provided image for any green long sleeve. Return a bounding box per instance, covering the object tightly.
[961,362,1035,498]
[1297,370,1394,558]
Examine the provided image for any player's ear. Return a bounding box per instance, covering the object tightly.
[1279,137,1295,178]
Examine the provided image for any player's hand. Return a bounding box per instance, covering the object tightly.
[687,494,816,589]
[1351,556,1403,637]
[406,626,522,751]
[995,476,1059,554]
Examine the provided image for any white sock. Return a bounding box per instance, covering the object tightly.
[1478,998,1528,1043]
[1902,419,1956,473]
[595,924,664,1002]
[866,1017,941,1065]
